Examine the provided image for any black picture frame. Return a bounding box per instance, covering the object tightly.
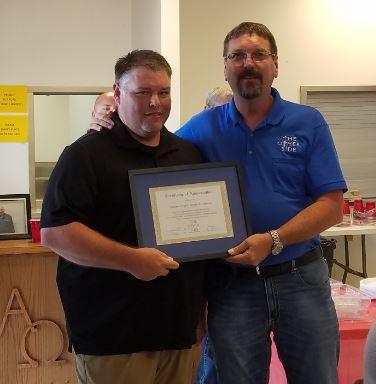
[129,162,252,262]
[0,194,31,240]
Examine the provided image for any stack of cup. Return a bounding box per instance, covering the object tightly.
[342,199,351,226]
[335,198,351,227]
[365,201,376,225]
[353,198,367,225]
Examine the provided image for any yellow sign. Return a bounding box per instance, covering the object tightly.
[0,85,28,113]
[0,115,28,142]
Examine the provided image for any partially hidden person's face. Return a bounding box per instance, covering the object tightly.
[224,33,278,100]
[0,208,5,216]
[114,67,171,144]
[94,95,116,115]
[205,94,232,110]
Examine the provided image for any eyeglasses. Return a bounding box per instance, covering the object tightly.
[225,50,276,65]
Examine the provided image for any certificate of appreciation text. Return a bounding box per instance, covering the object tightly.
[149,181,234,245]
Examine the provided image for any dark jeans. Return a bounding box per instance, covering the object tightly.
[206,256,339,384]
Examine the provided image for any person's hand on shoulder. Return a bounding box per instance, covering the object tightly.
[127,247,180,281]
[87,109,116,132]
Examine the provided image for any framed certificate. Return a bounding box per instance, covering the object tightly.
[129,162,252,262]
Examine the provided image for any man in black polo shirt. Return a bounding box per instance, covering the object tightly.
[41,50,205,384]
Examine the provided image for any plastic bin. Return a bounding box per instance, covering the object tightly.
[331,282,372,320]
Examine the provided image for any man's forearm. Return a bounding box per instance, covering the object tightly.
[41,221,137,271]
[277,190,343,247]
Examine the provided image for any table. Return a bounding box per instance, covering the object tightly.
[269,303,376,384]
[321,224,376,283]
[338,304,376,383]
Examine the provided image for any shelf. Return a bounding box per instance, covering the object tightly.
[0,239,52,257]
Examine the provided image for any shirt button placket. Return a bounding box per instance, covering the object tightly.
[248,132,254,156]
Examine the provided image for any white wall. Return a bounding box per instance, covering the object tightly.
[180,0,376,121]
[0,0,180,194]
[69,95,99,144]
[161,0,181,131]
[0,0,132,87]
[34,95,97,163]
[34,95,70,162]
[0,0,132,194]
[130,0,181,131]
[0,144,29,194]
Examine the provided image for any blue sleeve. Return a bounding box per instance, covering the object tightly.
[176,118,197,143]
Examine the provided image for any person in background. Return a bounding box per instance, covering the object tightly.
[41,49,205,384]
[93,92,116,115]
[204,86,233,110]
[87,92,116,132]
[0,206,15,234]
[89,22,346,384]
[176,22,346,384]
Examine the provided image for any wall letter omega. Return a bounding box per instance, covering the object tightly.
[0,288,66,368]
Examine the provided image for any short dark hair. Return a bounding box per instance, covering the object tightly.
[223,22,278,57]
[115,50,172,84]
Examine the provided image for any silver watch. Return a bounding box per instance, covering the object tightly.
[269,230,283,255]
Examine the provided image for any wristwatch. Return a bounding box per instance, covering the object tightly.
[268,230,283,256]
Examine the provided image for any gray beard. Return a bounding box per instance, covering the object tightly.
[238,79,263,100]
[237,75,262,100]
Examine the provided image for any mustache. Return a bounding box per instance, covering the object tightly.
[239,69,262,80]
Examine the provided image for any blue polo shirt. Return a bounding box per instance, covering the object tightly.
[176,88,347,266]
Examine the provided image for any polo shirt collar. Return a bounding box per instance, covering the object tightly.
[110,112,179,156]
[228,87,285,129]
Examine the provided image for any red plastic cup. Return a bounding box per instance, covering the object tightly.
[30,219,41,243]
[343,199,350,214]
[365,201,375,211]
[353,199,364,212]
[365,201,376,225]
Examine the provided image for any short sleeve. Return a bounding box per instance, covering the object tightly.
[40,142,99,229]
[305,112,347,197]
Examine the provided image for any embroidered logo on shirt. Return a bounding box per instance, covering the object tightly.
[277,135,301,153]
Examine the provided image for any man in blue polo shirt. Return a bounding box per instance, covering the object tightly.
[176,22,346,384]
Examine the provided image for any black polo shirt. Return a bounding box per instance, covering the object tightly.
[41,113,205,355]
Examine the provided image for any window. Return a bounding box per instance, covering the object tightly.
[301,86,376,198]
[28,87,111,212]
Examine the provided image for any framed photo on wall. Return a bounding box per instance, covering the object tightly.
[0,194,31,240]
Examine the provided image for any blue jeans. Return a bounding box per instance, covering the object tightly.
[195,334,218,384]
[207,256,339,384]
